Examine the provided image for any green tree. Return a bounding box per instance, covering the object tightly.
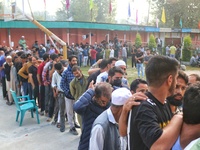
[151,0,200,28]
[182,35,192,61]
[55,0,116,23]
[95,0,117,23]
[135,33,142,48]
[148,34,157,51]
[0,2,4,20]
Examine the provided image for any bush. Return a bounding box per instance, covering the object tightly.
[148,34,157,51]
[182,35,192,61]
[135,33,142,48]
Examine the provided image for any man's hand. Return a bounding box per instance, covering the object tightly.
[123,92,147,112]
[88,80,95,90]
[97,59,102,65]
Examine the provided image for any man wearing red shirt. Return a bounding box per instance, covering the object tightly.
[90,46,97,66]
[37,53,49,115]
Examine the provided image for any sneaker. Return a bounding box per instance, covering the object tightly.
[46,117,52,122]
[40,111,44,116]
[51,121,56,125]
[56,123,61,128]
[6,101,13,106]
[60,126,65,132]
[69,127,78,135]
[45,112,48,117]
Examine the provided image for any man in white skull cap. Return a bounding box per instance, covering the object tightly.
[89,88,141,150]
[115,60,129,87]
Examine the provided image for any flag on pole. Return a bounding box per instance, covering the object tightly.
[44,0,46,8]
[161,7,166,23]
[109,0,112,15]
[156,16,159,28]
[66,0,70,10]
[136,9,138,25]
[90,0,94,10]
[179,17,182,28]
[128,2,131,17]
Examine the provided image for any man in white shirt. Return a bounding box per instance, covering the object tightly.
[51,62,67,132]
[95,57,117,84]
[89,88,132,150]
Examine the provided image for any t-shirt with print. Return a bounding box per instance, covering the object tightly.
[129,92,173,150]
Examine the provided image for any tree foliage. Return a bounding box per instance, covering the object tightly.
[135,33,142,48]
[151,0,200,28]
[55,0,116,23]
[182,35,192,61]
[0,2,4,19]
[148,34,157,51]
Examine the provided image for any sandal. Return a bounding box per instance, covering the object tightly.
[56,123,61,128]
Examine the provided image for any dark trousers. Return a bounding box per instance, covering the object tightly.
[132,55,136,68]
[33,85,39,106]
[1,77,7,98]
[58,93,66,131]
[45,85,51,113]
[22,81,29,96]
[28,83,33,100]
[39,85,45,112]
[48,88,55,118]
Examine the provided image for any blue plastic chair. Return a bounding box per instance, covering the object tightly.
[10,89,40,126]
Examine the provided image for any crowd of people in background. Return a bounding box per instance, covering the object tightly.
[0,34,200,150]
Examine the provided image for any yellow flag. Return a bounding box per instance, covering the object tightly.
[161,7,166,23]
[90,0,94,10]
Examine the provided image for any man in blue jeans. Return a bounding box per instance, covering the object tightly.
[135,47,144,78]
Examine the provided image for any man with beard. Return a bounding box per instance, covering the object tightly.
[70,65,88,128]
[129,56,183,150]
[107,66,124,89]
[172,82,200,150]
[60,55,78,135]
[167,70,188,114]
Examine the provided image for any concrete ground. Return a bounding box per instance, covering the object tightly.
[0,88,80,150]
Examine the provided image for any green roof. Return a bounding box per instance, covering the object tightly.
[0,20,197,33]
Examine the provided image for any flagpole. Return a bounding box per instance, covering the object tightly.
[91,10,92,22]
[147,0,151,25]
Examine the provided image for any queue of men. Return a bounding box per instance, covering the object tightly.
[0,44,200,150]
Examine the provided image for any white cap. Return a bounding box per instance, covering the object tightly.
[21,36,24,38]
[111,88,132,106]
[115,60,126,67]
[6,55,12,59]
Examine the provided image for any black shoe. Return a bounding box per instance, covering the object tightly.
[6,101,13,106]
[60,127,65,132]
[51,121,56,125]
[69,127,78,135]
[74,123,80,128]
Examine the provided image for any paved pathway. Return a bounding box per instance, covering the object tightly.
[0,88,80,150]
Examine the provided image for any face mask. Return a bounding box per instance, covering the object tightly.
[167,93,183,106]
[111,79,122,87]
